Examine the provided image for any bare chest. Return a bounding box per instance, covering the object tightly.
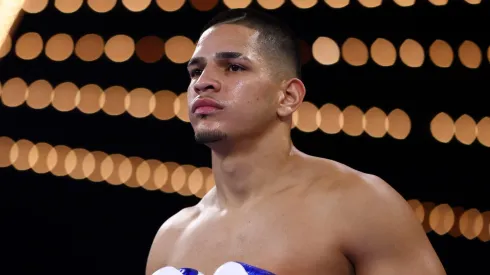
[167,205,352,274]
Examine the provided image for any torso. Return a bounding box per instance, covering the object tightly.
[151,157,359,275]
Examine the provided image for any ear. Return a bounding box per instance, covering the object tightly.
[277,78,306,118]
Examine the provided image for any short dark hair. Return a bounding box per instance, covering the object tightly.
[201,8,301,79]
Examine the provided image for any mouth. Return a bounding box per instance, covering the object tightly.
[191,97,224,115]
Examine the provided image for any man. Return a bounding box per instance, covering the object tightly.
[146,8,446,275]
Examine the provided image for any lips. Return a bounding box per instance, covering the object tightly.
[191,97,224,114]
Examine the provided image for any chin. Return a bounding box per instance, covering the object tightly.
[194,128,228,144]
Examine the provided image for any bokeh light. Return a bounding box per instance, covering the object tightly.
[22,0,48,13]
[15,32,43,60]
[45,33,74,61]
[165,36,195,64]
[75,34,105,62]
[54,0,83,13]
[342,38,369,66]
[87,0,117,13]
[156,0,186,11]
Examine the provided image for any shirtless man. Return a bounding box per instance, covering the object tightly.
[146,8,446,275]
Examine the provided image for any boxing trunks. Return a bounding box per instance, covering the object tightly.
[153,261,275,275]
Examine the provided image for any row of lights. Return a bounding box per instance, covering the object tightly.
[8,77,490,148]
[0,136,214,198]
[0,135,486,241]
[8,76,490,147]
[0,77,411,139]
[6,77,490,146]
[315,37,487,69]
[20,0,482,14]
[0,33,194,63]
[2,33,487,69]
[408,199,489,242]
[293,102,410,139]
[0,78,189,121]
[431,113,490,147]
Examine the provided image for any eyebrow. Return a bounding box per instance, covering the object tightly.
[187,51,251,68]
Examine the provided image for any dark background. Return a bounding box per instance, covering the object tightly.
[1,0,489,274]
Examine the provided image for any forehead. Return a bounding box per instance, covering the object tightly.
[193,24,260,57]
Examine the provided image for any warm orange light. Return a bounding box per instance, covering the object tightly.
[153,90,178,120]
[256,0,284,9]
[15,32,43,60]
[454,114,476,145]
[87,0,117,13]
[431,112,454,143]
[0,136,15,168]
[10,139,34,171]
[77,84,104,114]
[370,38,396,67]
[29,142,53,174]
[165,36,195,64]
[318,103,343,134]
[54,0,83,13]
[156,0,185,11]
[222,0,252,8]
[429,0,448,5]
[1,77,27,107]
[296,102,319,133]
[102,86,128,116]
[122,0,151,12]
[136,36,166,63]
[429,40,453,68]
[105,35,135,62]
[75,34,104,62]
[312,37,340,65]
[291,0,317,8]
[393,0,415,6]
[325,0,349,8]
[45,33,74,61]
[85,151,108,182]
[26,79,53,109]
[458,40,482,69]
[23,0,48,13]
[476,117,490,147]
[363,107,387,138]
[142,160,166,191]
[342,38,368,66]
[387,109,411,140]
[52,82,79,112]
[174,92,190,122]
[399,39,424,68]
[429,204,454,235]
[125,88,156,118]
[358,0,381,8]
[342,105,364,136]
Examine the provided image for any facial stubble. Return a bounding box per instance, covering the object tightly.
[194,115,228,144]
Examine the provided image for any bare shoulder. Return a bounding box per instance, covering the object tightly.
[145,205,201,275]
[302,155,413,217]
[304,156,446,274]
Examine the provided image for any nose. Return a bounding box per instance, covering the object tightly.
[193,71,221,94]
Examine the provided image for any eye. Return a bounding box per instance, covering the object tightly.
[228,64,244,72]
[189,69,202,78]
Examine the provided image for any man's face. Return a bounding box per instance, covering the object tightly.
[187,24,280,144]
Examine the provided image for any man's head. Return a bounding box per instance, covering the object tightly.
[187,8,306,146]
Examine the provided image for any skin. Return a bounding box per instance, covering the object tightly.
[146,24,447,275]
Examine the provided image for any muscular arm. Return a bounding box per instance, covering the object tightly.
[342,175,446,275]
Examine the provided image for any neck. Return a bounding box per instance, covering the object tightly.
[209,123,295,209]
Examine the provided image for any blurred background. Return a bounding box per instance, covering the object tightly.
[0,0,488,274]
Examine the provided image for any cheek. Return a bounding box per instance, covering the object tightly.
[230,81,271,103]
